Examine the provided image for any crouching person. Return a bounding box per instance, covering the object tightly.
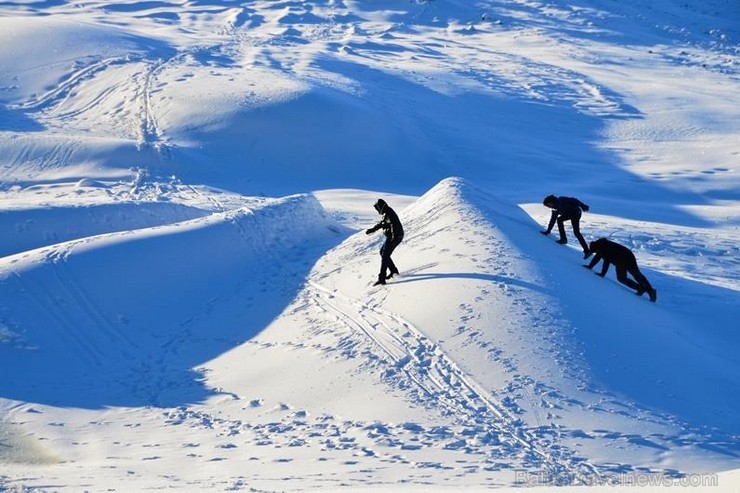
[584,238,657,302]
[540,194,591,259]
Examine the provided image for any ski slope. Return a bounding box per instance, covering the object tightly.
[1,0,739,491]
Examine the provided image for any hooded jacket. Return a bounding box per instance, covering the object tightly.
[369,199,404,240]
[543,195,590,217]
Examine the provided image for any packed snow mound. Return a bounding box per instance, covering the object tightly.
[0,193,341,408]
[200,176,604,484]
[399,177,740,431]
[205,176,737,485]
[0,177,738,490]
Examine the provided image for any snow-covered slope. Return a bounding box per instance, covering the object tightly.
[2,177,738,490]
[1,0,739,491]
[2,0,738,201]
[0,193,339,406]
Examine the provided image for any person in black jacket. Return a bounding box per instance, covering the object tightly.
[366,199,404,286]
[584,238,657,302]
[540,194,591,258]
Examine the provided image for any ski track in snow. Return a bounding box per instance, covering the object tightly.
[303,277,600,483]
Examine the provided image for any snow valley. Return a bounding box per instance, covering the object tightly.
[1,0,739,491]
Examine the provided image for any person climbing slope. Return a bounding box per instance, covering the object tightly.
[541,194,591,258]
[366,199,404,286]
[584,238,657,302]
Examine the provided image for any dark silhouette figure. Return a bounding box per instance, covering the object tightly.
[584,238,657,302]
[366,199,404,286]
[540,194,591,258]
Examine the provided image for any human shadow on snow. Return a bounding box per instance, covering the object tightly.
[393,272,543,295]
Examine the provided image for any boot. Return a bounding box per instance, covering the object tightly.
[373,275,386,286]
[647,288,657,302]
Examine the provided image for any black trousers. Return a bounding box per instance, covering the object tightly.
[616,256,653,293]
[557,212,589,252]
[379,235,403,280]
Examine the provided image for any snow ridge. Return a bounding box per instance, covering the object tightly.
[0,193,339,409]
[0,0,739,490]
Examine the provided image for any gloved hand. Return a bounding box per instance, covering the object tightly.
[365,229,373,235]
[582,204,590,212]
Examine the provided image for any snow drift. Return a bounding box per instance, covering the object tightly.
[1,0,739,490]
[0,193,341,408]
[1,173,738,490]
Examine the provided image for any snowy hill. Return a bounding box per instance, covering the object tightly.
[1,0,739,491]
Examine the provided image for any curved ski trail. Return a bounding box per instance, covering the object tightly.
[306,279,600,484]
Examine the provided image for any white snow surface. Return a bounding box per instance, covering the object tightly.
[1,0,739,491]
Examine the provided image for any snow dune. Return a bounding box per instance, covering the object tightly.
[0,193,341,409]
[1,0,739,491]
[3,176,738,490]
